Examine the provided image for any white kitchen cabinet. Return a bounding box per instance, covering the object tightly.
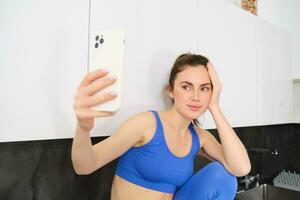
[198,0,258,129]
[257,0,300,80]
[198,0,294,129]
[0,0,89,142]
[293,80,300,123]
[0,0,295,142]
[257,19,293,125]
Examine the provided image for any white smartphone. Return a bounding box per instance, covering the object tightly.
[88,29,125,112]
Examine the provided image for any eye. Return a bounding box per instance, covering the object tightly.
[182,85,191,90]
[202,87,211,91]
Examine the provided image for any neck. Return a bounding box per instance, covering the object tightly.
[161,106,192,137]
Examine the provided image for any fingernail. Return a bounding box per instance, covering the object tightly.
[101,68,110,73]
[109,91,117,96]
[107,75,116,80]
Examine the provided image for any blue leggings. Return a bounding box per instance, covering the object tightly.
[173,161,238,200]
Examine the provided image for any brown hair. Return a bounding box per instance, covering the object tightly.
[163,52,209,127]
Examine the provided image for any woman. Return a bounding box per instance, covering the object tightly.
[71,53,251,200]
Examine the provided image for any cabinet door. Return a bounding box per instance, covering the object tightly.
[257,0,300,79]
[257,20,293,125]
[139,0,199,108]
[294,81,300,123]
[0,0,89,142]
[198,0,258,129]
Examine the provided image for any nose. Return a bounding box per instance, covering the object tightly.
[191,90,200,101]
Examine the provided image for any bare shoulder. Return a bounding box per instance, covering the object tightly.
[90,111,155,171]
[193,127,218,160]
[118,111,153,139]
[193,126,208,148]
[126,110,155,131]
[108,110,156,146]
[130,110,157,146]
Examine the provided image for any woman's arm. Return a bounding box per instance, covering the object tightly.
[201,62,251,177]
[71,68,146,175]
[201,105,251,177]
[71,112,146,175]
[72,124,97,175]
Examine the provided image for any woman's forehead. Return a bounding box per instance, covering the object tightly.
[175,67,210,84]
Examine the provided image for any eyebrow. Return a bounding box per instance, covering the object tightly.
[179,81,212,87]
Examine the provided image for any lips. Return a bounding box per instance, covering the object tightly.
[187,105,202,109]
[187,105,202,111]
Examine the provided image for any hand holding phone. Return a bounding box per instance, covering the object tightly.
[88,29,125,112]
[74,69,118,132]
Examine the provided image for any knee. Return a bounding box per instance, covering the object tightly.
[206,161,238,191]
[174,161,238,200]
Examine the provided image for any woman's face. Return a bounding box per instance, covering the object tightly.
[168,65,212,120]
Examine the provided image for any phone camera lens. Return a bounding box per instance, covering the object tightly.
[95,35,99,41]
[100,38,104,44]
[95,42,99,48]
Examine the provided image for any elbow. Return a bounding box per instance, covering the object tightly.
[72,164,94,175]
[71,149,99,175]
[71,158,94,175]
[75,170,92,175]
[242,159,252,175]
[236,168,251,177]
[235,163,251,177]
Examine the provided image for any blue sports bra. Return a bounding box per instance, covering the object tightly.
[115,110,201,194]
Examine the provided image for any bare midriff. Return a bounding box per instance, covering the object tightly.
[110,175,174,200]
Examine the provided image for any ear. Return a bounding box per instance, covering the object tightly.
[166,85,174,99]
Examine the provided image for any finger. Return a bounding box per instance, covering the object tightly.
[208,70,220,90]
[209,72,219,88]
[93,110,117,117]
[207,63,220,84]
[207,62,222,90]
[207,62,215,71]
[208,63,218,77]
[82,76,117,96]
[74,92,117,108]
[207,64,215,81]
[76,109,116,119]
[211,69,221,86]
[77,68,109,91]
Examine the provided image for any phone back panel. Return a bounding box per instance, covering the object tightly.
[88,29,125,112]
